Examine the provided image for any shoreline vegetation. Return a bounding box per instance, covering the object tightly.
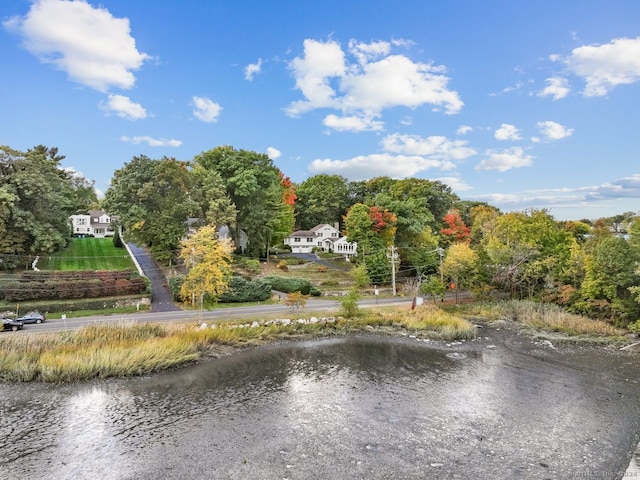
[0,301,632,383]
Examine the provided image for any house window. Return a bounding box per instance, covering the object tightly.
[294,238,301,243]
[306,238,314,242]
[331,232,338,237]
[77,218,86,226]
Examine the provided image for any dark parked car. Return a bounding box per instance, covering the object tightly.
[16,311,46,324]
[2,318,24,332]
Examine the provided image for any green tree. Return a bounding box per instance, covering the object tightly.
[190,164,237,229]
[194,146,286,256]
[0,145,81,269]
[482,210,572,299]
[340,264,369,318]
[578,236,640,325]
[178,224,234,305]
[441,242,478,304]
[294,174,350,229]
[420,276,446,304]
[103,155,157,233]
[104,156,197,263]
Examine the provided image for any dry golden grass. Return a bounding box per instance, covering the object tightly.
[0,305,475,383]
[464,300,625,337]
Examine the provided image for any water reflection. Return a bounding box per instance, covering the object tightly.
[0,335,638,480]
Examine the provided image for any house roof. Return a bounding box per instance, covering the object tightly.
[289,230,317,237]
[309,223,334,232]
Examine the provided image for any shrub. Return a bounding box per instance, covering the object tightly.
[261,275,321,296]
[218,277,271,303]
[239,258,261,274]
[168,275,185,301]
[112,227,124,248]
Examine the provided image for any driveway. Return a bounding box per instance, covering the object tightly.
[127,243,181,312]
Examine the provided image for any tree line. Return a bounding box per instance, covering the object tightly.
[1,143,638,327]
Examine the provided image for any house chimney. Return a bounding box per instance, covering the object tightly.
[334,222,339,231]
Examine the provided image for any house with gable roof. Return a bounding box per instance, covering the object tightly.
[69,210,119,238]
[284,223,357,258]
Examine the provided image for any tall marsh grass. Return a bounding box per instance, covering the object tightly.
[0,305,475,383]
[464,300,625,337]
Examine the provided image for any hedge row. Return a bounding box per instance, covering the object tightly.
[3,294,151,314]
[0,270,148,302]
[18,270,135,282]
[261,275,321,296]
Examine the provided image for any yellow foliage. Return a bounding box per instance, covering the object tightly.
[179,225,234,303]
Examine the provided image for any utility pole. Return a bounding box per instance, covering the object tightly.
[436,247,444,283]
[387,245,398,296]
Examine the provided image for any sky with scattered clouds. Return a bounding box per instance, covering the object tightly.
[1,0,639,220]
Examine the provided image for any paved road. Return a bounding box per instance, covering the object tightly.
[21,296,415,333]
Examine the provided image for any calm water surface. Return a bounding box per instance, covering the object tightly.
[1,335,639,479]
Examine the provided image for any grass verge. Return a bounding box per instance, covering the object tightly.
[0,305,475,383]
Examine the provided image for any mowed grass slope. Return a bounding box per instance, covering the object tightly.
[39,238,136,271]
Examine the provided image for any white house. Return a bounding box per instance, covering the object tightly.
[69,210,118,238]
[284,223,357,258]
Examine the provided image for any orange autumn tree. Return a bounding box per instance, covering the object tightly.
[266,172,296,250]
[280,172,296,207]
[441,209,470,245]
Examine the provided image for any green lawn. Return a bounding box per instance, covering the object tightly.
[38,238,136,271]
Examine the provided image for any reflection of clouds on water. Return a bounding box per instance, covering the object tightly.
[47,386,134,480]
[1,336,639,479]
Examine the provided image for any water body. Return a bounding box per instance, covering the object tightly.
[1,332,639,480]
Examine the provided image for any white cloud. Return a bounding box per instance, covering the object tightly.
[286,38,346,116]
[538,76,570,100]
[266,147,281,159]
[100,94,147,120]
[120,136,182,147]
[456,125,473,135]
[560,36,640,96]
[348,39,391,65]
[490,81,524,96]
[469,174,640,212]
[309,153,444,180]
[494,124,521,141]
[436,176,473,192]
[475,147,533,172]
[536,120,574,140]
[381,133,476,161]
[4,0,149,92]
[192,96,222,122]
[323,114,384,132]
[585,174,640,200]
[244,58,262,81]
[286,38,463,128]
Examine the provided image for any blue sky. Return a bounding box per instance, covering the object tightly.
[1,0,639,221]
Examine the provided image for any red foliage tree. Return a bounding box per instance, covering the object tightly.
[441,209,470,244]
[279,172,297,206]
